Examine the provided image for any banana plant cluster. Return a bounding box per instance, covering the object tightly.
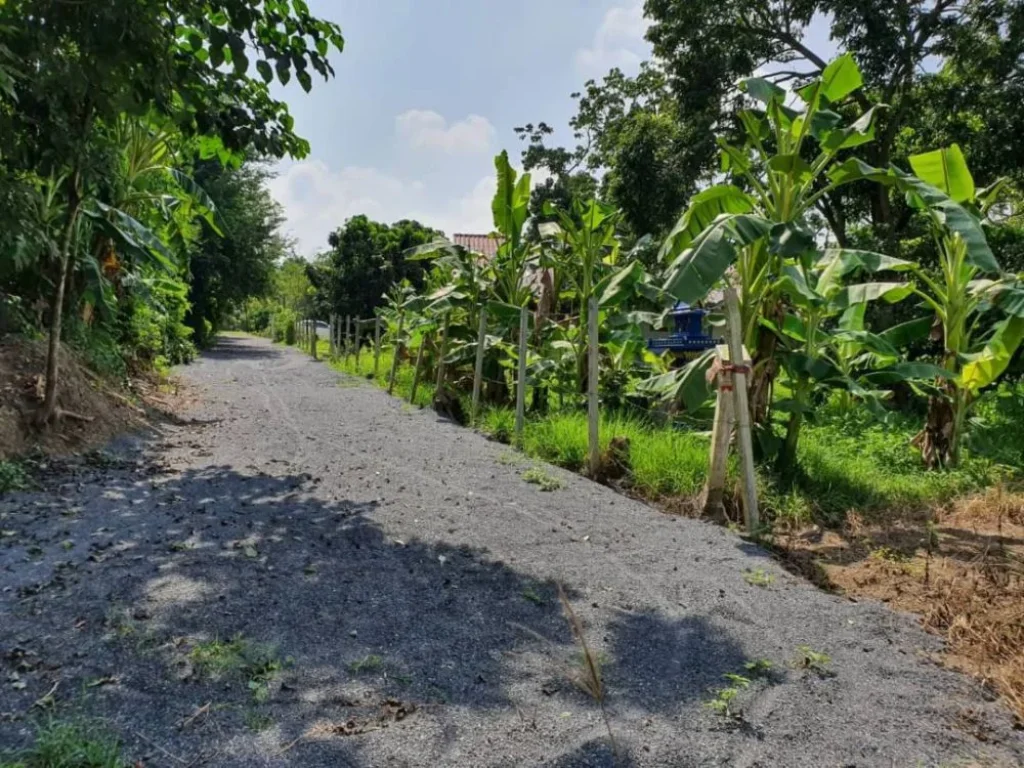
[655,53,1020,471]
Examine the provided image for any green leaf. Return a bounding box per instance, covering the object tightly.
[768,221,815,257]
[256,60,273,83]
[169,169,224,235]
[297,69,312,93]
[739,77,785,105]
[87,203,177,274]
[819,53,863,103]
[879,315,934,347]
[909,144,975,204]
[768,154,813,183]
[637,349,715,411]
[658,185,755,262]
[832,330,899,359]
[827,158,893,187]
[830,282,914,309]
[821,106,880,152]
[863,362,955,386]
[816,249,916,294]
[895,171,999,273]
[662,214,772,304]
[596,261,644,307]
[960,316,1024,391]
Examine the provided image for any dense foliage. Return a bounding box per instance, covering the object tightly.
[0,0,343,420]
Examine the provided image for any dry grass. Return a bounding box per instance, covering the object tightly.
[781,487,1024,723]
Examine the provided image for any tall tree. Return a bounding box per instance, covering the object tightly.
[312,216,442,320]
[187,162,287,346]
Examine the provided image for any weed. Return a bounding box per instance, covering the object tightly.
[347,654,384,674]
[188,635,284,702]
[0,719,127,767]
[557,585,618,761]
[792,645,833,676]
[743,659,774,678]
[243,709,274,733]
[743,567,774,587]
[521,586,544,605]
[0,460,29,495]
[705,673,751,719]
[870,546,911,564]
[523,466,563,492]
[497,450,524,466]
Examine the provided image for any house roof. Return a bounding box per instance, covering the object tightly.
[453,233,500,260]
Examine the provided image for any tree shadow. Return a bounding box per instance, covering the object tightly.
[1,457,751,767]
[200,335,284,361]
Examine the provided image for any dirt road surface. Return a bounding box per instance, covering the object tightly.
[2,335,1021,767]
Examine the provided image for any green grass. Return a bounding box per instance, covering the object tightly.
[305,337,1024,530]
[0,720,127,768]
[0,459,29,495]
[187,634,284,702]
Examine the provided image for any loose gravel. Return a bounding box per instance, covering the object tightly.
[1,335,1021,767]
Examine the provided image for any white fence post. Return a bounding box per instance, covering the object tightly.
[724,287,759,534]
[514,307,528,442]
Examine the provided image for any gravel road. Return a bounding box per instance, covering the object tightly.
[1,335,1021,767]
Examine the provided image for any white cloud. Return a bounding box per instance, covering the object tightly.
[268,160,550,257]
[575,2,651,77]
[395,110,495,154]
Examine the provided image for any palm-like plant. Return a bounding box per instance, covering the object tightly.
[896,145,1024,467]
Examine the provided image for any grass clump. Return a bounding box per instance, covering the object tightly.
[0,720,127,768]
[523,466,563,491]
[347,654,384,674]
[0,459,29,495]
[188,635,285,702]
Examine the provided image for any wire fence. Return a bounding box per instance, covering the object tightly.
[299,299,760,532]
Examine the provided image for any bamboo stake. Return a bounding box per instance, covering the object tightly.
[703,351,734,520]
[434,311,451,392]
[410,331,430,405]
[587,296,600,477]
[471,308,487,423]
[515,307,528,441]
[387,313,405,396]
[373,317,382,379]
[724,287,759,534]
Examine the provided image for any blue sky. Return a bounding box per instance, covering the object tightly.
[269,1,836,257]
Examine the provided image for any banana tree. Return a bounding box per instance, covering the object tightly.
[538,198,622,393]
[660,53,889,427]
[896,145,1024,467]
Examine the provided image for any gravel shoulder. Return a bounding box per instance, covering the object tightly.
[2,335,1021,767]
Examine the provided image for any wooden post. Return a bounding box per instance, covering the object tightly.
[387,313,405,396]
[724,287,759,534]
[587,296,600,476]
[703,350,734,520]
[354,319,362,369]
[310,319,318,360]
[434,311,451,392]
[373,316,382,379]
[328,315,335,357]
[471,308,487,423]
[515,307,528,441]
[410,331,430,405]
[342,315,349,361]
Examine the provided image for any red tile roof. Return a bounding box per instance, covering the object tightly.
[453,233,501,260]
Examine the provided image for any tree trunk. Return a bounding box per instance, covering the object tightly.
[37,182,82,426]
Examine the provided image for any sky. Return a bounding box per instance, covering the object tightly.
[268,1,837,258]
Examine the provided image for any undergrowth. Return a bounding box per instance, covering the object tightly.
[304,337,1023,530]
[0,720,126,768]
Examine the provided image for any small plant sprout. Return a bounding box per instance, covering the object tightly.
[743,567,775,587]
[187,635,285,702]
[523,466,563,491]
[557,584,618,760]
[743,659,774,678]
[348,654,384,674]
[706,673,751,719]
[522,586,544,605]
[793,645,833,677]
